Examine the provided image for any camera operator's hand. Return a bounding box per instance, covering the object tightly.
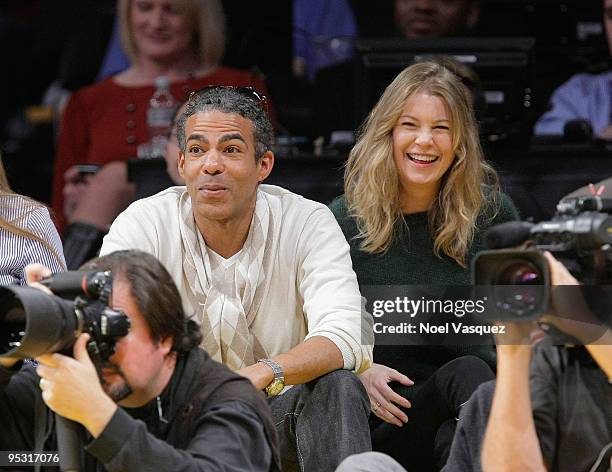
[492,320,544,347]
[541,252,612,378]
[36,333,117,438]
[540,252,608,344]
[543,251,579,286]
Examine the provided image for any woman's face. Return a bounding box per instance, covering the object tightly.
[130,0,194,64]
[392,91,455,201]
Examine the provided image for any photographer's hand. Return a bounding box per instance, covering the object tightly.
[36,334,117,438]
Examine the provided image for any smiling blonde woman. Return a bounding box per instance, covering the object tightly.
[329,60,519,471]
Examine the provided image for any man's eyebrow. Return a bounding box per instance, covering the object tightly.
[218,133,247,145]
[187,133,209,144]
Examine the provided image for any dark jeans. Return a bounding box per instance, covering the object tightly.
[269,369,372,472]
[371,356,495,472]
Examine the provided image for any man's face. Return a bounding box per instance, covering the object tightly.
[103,277,174,407]
[605,0,612,52]
[394,0,479,38]
[178,110,273,225]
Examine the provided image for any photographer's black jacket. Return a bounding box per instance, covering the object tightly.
[0,348,281,471]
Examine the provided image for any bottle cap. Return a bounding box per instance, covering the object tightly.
[154,76,170,89]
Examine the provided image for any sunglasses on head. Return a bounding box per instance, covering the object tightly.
[187,85,268,113]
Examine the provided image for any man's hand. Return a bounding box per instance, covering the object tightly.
[236,363,274,391]
[36,334,116,438]
[358,363,413,427]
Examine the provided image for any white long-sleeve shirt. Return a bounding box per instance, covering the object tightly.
[100,185,373,373]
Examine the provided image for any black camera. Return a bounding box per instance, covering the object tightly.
[472,196,612,319]
[0,271,130,361]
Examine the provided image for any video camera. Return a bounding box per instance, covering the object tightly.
[472,196,612,320]
[0,271,130,362]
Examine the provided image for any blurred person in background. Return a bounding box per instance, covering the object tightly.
[292,0,358,82]
[309,0,481,145]
[0,155,65,285]
[534,0,612,139]
[393,0,480,39]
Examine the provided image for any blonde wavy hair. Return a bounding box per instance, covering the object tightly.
[345,61,499,267]
[0,158,64,268]
[119,0,226,67]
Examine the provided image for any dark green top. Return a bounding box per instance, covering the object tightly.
[329,192,520,383]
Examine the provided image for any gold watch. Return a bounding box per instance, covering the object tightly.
[257,358,285,397]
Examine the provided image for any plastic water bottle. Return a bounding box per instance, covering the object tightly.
[144,76,176,158]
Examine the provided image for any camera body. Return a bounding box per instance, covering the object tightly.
[0,271,130,360]
[472,196,612,319]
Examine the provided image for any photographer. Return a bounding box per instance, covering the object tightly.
[481,251,611,472]
[440,252,611,472]
[0,250,280,471]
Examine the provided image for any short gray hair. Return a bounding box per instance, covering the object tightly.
[177,87,274,160]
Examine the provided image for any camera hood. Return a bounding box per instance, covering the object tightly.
[0,285,78,359]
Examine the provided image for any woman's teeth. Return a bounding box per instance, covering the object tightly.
[408,153,438,163]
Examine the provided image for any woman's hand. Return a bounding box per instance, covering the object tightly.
[24,263,53,292]
[358,363,413,427]
[68,162,135,230]
[62,166,94,221]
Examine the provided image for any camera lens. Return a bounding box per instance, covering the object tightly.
[497,261,542,285]
[0,286,77,359]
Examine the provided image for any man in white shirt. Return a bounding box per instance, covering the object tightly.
[100,85,374,471]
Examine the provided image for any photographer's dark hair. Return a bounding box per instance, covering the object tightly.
[80,250,202,352]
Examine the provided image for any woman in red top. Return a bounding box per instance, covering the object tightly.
[53,0,270,235]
